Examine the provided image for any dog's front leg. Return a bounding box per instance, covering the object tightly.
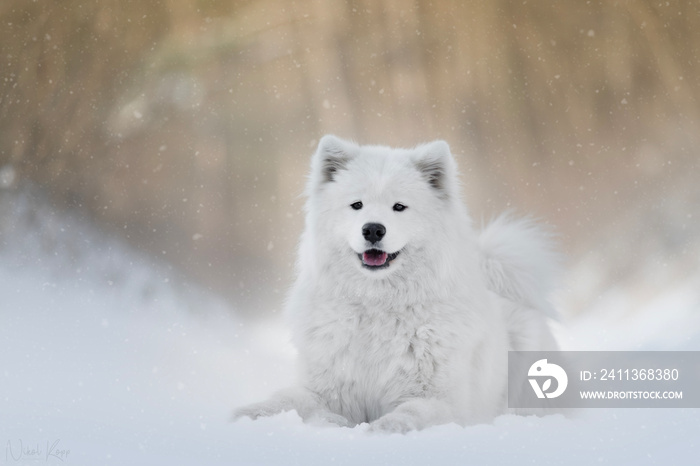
[233,387,350,426]
[368,397,454,433]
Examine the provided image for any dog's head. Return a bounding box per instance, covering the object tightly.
[306,135,461,278]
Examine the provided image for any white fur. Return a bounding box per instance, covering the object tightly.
[234,135,560,432]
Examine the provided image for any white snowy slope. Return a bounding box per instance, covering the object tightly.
[1,186,698,465]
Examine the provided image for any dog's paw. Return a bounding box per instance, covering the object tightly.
[309,411,352,428]
[368,413,417,434]
[232,401,285,421]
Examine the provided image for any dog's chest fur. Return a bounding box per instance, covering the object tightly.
[298,295,466,424]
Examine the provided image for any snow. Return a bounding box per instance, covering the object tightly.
[1,187,699,465]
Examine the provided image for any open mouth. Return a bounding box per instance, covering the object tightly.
[358,249,400,270]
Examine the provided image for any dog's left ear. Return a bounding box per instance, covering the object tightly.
[311,135,359,186]
[411,140,457,200]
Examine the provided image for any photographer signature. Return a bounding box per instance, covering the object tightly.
[5,439,70,462]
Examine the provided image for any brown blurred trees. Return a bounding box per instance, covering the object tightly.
[2,0,699,314]
[0,1,170,199]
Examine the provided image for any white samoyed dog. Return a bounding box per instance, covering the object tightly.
[234,135,559,432]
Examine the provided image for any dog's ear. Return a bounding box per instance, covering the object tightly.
[411,140,457,200]
[312,135,358,185]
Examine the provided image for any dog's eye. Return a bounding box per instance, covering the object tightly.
[350,201,363,210]
[393,203,407,212]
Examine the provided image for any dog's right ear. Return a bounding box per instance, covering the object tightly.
[311,135,358,185]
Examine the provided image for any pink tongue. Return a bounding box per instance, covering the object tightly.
[363,250,388,266]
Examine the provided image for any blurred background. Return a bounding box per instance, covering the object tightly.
[2,0,699,320]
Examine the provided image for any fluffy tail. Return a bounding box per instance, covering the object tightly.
[479,214,560,318]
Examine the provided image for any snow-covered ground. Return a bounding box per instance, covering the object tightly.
[1,186,698,465]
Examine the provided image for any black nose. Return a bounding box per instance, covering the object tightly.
[362,223,386,244]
